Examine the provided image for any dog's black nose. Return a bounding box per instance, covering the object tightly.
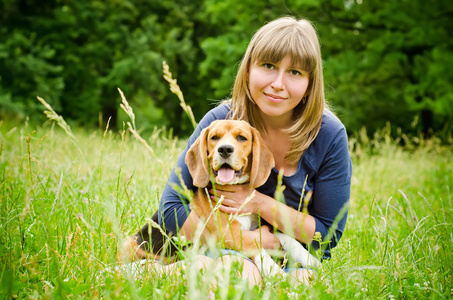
[218,145,234,158]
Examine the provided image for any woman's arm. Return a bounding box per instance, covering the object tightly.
[256,193,317,244]
[215,186,316,244]
[308,127,352,249]
[216,124,352,250]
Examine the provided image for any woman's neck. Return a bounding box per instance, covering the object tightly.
[259,111,293,132]
[261,127,297,176]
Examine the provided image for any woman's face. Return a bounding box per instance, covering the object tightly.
[248,54,309,125]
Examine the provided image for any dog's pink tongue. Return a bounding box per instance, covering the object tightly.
[217,167,235,183]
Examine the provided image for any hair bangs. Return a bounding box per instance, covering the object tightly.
[250,25,317,74]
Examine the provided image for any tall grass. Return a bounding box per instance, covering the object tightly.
[0,96,452,298]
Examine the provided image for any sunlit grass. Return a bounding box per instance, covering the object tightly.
[1,97,452,298]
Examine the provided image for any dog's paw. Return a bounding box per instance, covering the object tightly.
[274,232,321,269]
[117,237,150,263]
[254,252,285,278]
[100,259,163,279]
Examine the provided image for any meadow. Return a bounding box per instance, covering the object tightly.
[0,98,452,298]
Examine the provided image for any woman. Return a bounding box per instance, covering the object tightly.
[157,16,352,286]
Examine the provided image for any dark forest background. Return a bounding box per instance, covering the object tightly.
[1,0,452,137]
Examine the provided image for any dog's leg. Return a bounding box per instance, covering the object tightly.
[253,250,285,278]
[119,223,153,262]
[235,216,286,277]
[119,211,177,262]
[274,232,320,269]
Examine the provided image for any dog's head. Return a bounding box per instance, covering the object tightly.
[186,120,274,188]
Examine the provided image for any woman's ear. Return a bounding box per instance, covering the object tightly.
[185,127,210,187]
[250,127,275,188]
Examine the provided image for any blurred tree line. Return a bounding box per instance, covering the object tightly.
[1,0,452,137]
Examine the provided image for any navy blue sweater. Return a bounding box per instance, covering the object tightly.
[158,103,352,258]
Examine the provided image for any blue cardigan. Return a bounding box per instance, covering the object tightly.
[158,103,352,259]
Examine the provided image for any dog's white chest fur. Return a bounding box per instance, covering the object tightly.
[235,214,259,231]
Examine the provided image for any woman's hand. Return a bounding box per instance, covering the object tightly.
[242,225,281,250]
[210,184,259,215]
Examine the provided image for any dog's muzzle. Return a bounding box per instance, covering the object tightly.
[214,164,243,183]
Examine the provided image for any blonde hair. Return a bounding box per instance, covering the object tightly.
[229,17,327,165]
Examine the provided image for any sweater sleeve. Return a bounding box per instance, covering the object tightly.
[158,104,230,234]
[310,126,352,251]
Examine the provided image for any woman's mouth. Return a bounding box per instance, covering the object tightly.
[264,93,286,103]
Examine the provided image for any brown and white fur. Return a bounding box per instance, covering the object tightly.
[186,120,319,276]
[120,120,319,275]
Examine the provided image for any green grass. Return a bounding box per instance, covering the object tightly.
[1,116,452,299]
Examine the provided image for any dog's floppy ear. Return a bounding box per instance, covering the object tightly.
[186,126,211,187]
[250,126,275,188]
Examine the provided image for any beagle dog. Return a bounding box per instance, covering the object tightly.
[121,120,319,275]
[186,120,319,276]
[186,120,274,262]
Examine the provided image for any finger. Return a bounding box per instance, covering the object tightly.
[254,225,269,233]
[215,197,235,207]
[218,205,238,214]
[259,225,270,231]
[209,189,231,197]
[210,194,230,203]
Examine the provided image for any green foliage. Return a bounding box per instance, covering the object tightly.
[0,23,64,119]
[1,0,452,137]
[319,0,453,134]
[0,0,199,133]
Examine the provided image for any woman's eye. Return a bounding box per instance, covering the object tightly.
[237,135,247,142]
[290,70,301,76]
[263,63,274,69]
[211,135,220,141]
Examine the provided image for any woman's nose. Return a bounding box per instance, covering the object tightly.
[270,71,285,90]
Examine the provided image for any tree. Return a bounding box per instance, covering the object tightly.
[0,0,201,134]
[1,0,452,137]
[317,0,453,134]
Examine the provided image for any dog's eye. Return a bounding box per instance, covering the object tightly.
[211,135,220,141]
[236,135,247,142]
